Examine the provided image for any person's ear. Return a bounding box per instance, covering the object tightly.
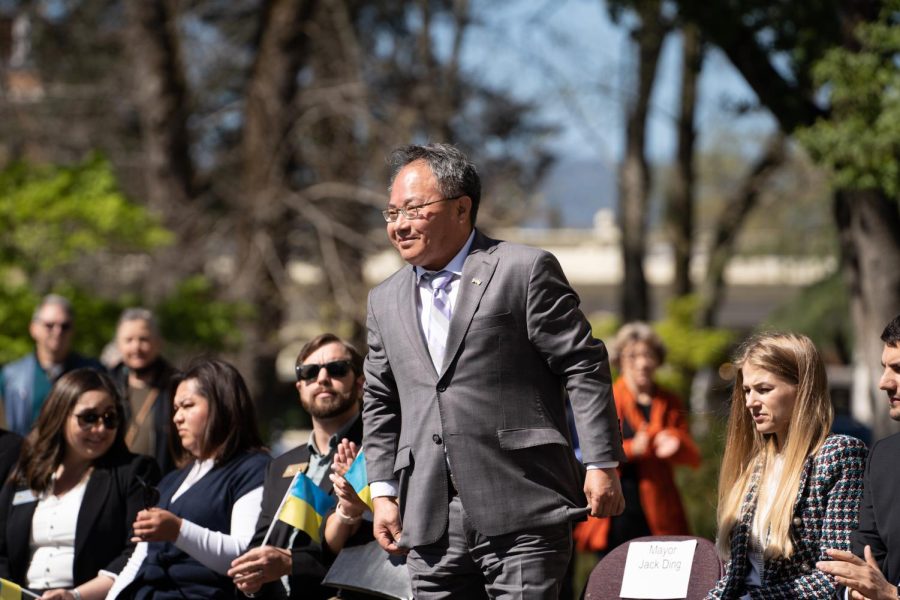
[28,320,40,341]
[457,196,472,223]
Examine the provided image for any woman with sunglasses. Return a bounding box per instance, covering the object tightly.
[107,358,269,600]
[0,368,161,600]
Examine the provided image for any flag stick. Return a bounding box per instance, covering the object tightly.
[260,471,300,548]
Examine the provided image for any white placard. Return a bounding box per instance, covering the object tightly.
[619,540,697,599]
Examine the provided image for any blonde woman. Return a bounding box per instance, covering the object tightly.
[707,332,867,599]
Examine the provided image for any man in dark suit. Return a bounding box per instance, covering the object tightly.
[229,333,367,599]
[818,314,900,599]
[363,143,625,598]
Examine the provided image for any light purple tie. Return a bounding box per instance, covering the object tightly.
[425,270,453,370]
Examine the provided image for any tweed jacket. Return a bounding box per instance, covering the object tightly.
[707,434,867,599]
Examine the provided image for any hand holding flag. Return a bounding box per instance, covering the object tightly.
[342,446,372,512]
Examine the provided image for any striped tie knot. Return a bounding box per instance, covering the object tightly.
[426,270,453,292]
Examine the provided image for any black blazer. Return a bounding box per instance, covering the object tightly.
[0,431,22,485]
[250,415,371,600]
[852,431,900,584]
[0,448,160,586]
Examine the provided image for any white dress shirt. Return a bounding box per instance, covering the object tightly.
[26,475,90,590]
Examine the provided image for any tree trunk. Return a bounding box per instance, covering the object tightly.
[125,0,204,301]
[696,134,787,327]
[619,0,667,322]
[667,24,702,297]
[230,0,318,397]
[834,189,900,441]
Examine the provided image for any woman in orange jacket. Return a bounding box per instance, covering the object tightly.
[574,322,701,554]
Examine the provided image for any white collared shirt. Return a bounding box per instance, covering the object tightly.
[26,475,90,590]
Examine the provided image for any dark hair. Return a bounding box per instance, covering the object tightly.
[881,315,900,347]
[296,333,364,377]
[13,368,126,492]
[169,358,264,467]
[388,143,481,226]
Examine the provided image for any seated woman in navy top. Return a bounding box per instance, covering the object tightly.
[107,359,270,600]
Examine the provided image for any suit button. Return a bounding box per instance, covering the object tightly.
[792,517,802,527]
[432,434,443,445]
[437,384,447,392]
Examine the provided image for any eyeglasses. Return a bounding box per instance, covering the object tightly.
[382,196,463,222]
[295,360,352,382]
[73,410,120,430]
[40,321,72,332]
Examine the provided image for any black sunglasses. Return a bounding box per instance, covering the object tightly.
[73,410,120,430]
[295,360,352,382]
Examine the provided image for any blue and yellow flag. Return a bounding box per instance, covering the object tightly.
[278,472,336,543]
[0,578,22,600]
[344,448,373,511]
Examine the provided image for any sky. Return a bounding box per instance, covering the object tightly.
[460,0,778,165]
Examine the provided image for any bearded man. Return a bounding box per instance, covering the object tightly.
[230,333,368,599]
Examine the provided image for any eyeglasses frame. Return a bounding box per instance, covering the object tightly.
[381,195,465,222]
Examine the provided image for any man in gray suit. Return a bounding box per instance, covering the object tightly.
[362,143,626,598]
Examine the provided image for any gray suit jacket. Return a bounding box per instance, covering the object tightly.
[362,230,625,548]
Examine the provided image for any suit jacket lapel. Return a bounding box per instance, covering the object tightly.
[396,266,438,378]
[441,233,499,375]
[76,467,110,557]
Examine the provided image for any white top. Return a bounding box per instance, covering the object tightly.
[26,473,90,590]
[106,458,263,599]
[742,454,786,598]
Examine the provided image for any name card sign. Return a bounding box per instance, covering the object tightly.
[619,540,697,599]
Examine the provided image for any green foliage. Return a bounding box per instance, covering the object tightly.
[654,295,734,399]
[676,415,727,541]
[798,2,900,197]
[764,272,852,362]
[156,276,253,356]
[0,284,41,364]
[0,156,244,367]
[0,154,172,276]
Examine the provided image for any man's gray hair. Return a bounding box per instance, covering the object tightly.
[32,294,74,321]
[117,307,161,337]
[388,143,482,225]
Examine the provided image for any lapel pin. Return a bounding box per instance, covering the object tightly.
[471,278,482,286]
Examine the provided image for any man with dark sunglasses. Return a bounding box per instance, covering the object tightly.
[0,294,103,436]
[230,333,376,599]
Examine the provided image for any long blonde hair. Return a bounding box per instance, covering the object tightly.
[715,332,832,559]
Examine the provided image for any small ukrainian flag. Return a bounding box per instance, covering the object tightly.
[0,578,22,600]
[344,448,373,511]
[277,472,336,543]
